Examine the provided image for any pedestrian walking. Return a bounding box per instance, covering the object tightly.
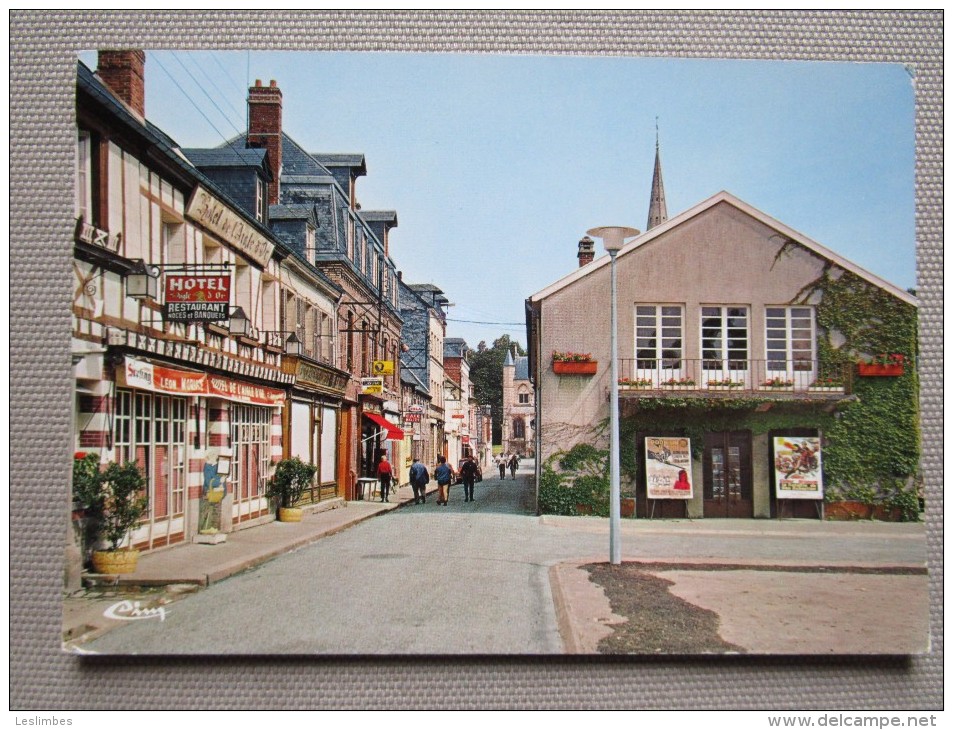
[408,457,429,505]
[509,453,519,479]
[498,453,507,480]
[376,453,393,502]
[460,455,478,502]
[434,455,454,505]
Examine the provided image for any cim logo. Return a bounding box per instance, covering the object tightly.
[103,600,167,623]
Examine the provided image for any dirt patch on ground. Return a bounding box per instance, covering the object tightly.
[583,562,927,655]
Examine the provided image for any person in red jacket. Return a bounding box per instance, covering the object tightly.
[376,453,394,502]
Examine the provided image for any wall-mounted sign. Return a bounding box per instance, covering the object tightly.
[408,404,425,414]
[773,436,823,499]
[361,377,384,394]
[163,274,231,322]
[451,414,465,419]
[645,437,694,499]
[118,356,285,407]
[403,413,422,423]
[74,217,120,252]
[372,360,394,375]
[186,185,275,267]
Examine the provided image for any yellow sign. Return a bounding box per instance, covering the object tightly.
[372,360,394,376]
[361,377,384,394]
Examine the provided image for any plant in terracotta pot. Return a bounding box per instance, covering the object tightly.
[90,460,149,574]
[266,457,318,522]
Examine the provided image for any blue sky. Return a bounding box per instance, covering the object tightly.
[81,51,916,349]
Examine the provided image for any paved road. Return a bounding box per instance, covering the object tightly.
[81,461,926,655]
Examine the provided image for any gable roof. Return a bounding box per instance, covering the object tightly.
[529,191,916,307]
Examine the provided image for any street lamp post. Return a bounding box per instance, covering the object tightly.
[587,226,640,565]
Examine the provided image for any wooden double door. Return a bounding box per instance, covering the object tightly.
[703,431,753,518]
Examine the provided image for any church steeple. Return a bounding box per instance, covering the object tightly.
[646,122,668,231]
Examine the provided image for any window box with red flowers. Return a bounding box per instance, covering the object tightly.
[808,377,845,393]
[759,377,795,392]
[552,351,598,375]
[857,353,908,377]
[618,377,653,390]
[662,377,697,390]
[706,379,744,391]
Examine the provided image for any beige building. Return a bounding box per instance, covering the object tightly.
[526,188,917,519]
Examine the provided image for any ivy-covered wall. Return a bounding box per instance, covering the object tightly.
[540,270,920,517]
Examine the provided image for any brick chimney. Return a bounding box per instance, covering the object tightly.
[98,50,146,118]
[247,79,283,205]
[577,235,595,267]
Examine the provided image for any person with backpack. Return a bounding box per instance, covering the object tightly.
[459,455,478,503]
[408,457,430,505]
[433,455,455,506]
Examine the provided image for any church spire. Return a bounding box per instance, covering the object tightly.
[646,120,668,231]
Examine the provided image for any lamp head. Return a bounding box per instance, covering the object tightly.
[586,226,640,253]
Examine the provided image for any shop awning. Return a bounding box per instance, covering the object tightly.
[364,412,405,441]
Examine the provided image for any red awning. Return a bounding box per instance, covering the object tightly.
[364,412,405,441]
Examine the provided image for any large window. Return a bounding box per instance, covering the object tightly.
[765,306,815,373]
[635,305,683,369]
[701,306,749,373]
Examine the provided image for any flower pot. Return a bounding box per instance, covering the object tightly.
[278,506,303,523]
[808,386,844,393]
[91,548,140,575]
[824,501,872,521]
[858,363,904,377]
[621,498,636,517]
[553,361,597,375]
[707,385,742,391]
[663,384,696,390]
[759,386,794,392]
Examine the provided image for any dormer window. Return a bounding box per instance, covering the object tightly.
[255,176,264,222]
[306,225,316,264]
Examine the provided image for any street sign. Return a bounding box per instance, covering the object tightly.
[372,360,394,375]
[361,377,384,394]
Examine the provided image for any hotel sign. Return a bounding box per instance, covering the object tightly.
[163,274,231,322]
[186,186,275,267]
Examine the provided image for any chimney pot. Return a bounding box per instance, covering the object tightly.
[270,80,277,88]
[577,235,596,268]
[255,79,262,87]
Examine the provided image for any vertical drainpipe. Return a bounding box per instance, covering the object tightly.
[526,298,542,515]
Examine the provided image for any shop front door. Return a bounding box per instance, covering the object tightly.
[703,431,753,518]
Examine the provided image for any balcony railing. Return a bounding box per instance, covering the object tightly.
[616,358,852,396]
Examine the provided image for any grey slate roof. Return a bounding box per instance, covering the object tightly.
[182,147,269,174]
[312,153,367,176]
[514,355,530,381]
[360,210,398,224]
[269,204,319,224]
[444,338,468,358]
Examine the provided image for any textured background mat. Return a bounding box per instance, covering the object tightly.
[9,10,942,710]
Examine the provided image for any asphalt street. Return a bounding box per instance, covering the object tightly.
[78,461,927,655]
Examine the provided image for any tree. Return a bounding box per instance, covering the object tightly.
[468,334,526,445]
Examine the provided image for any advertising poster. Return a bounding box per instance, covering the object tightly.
[645,437,693,499]
[773,436,823,499]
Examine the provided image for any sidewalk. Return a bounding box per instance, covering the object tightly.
[88,481,429,588]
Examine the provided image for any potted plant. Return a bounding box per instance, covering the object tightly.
[266,457,318,522]
[857,353,909,377]
[552,350,598,375]
[89,461,149,574]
